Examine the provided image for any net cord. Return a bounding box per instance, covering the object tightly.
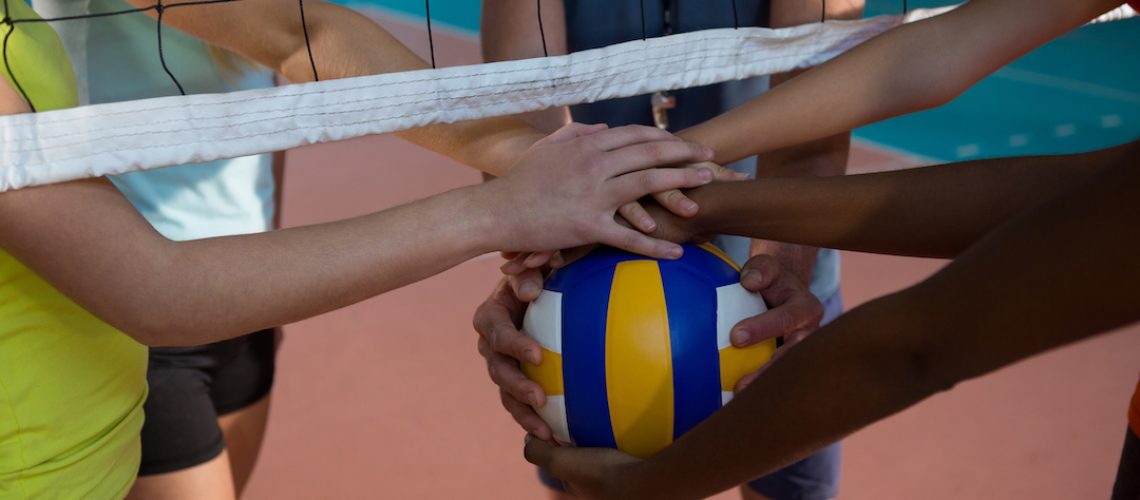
[0,4,1134,192]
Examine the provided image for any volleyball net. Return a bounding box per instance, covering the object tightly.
[0,1,1135,192]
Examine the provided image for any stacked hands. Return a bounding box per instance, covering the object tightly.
[476,122,826,497]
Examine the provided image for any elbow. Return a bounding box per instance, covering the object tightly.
[899,337,962,398]
[888,289,973,397]
[861,290,966,400]
[97,293,213,347]
[904,78,965,115]
[110,315,188,347]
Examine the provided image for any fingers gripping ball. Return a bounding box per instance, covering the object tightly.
[521,243,775,458]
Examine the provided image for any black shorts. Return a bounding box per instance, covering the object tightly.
[137,328,278,476]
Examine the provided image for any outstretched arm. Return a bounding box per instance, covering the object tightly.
[679,0,1123,164]
[1,74,714,347]
[525,142,1140,499]
[664,141,1137,258]
[130,0,544,175]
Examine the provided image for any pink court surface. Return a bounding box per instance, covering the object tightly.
[243,11,1139,499]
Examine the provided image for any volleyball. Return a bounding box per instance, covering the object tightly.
[521,243,776,458]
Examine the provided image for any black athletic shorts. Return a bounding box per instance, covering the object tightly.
[137,328,278,476]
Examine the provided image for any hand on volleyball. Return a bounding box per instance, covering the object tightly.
[523,435,648,500]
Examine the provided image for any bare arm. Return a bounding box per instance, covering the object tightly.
[0,77,714,346]
[525,143,1140,499]
[679,0,1123,165]
[481,0,571,133]
[743,0,863,302]
[627,145,1140,498]
[677,141,1137,258]
[133,0,544,175]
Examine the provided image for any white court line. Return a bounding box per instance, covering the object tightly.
[955,144,980,158]
[994,68,1140,105]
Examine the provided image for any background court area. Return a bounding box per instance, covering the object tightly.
[242,8,1140,499]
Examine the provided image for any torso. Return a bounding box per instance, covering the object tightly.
[35,0,278,242]
[0,4,148,498]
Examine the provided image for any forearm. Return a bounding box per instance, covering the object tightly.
[271,2,547,175]
[689,143,1133,258]
[679,0,1116,165]
[636,150,1140,499]
[749,71,853,279]
[143,0,542,175]
[479,0,571,137]
[633,287,937,499]
[0,179,499,346]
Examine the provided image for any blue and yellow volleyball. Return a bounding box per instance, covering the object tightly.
[521,243,775,458]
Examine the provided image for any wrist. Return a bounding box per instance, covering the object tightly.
[686,182,739,237]
[623,459,680,500]
[459,182,513,255]
[490,129,546,176]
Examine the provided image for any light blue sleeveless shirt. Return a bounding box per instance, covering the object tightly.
[33,0,276,241]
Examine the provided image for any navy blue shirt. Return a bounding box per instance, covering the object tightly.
[561,1,841,302]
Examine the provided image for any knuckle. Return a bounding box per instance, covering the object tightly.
[622,231,643,251]
[644,143,667,163]
[584,155,605,173]
[489,360,512,384]
[806,301,825,323]
[489,326,512,349]
[638,170,660,191]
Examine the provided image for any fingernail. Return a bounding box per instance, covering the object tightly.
[550,254,566,268]
[530,391,542,407]
[520,281,540,298]
[702,145,714,158]
[733,171,752,180]
[641,217,657,231]
[740,269,762,287]
[667,245,683,259]
[731,328,749,346]
[698,169,713,182]
[525,434,533,446]
[682,200,699,214]
[528,348,542,365]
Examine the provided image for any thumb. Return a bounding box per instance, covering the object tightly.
[523,434,560,471]
[733,370,763,394]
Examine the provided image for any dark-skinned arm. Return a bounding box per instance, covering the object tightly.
[673,141,1136,258]
[525,143,1140,499]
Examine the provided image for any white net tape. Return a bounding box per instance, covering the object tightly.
[0,4,1133,191]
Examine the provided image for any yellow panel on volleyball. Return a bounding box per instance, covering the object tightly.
[521,346,564,397]
[605,260,675,459]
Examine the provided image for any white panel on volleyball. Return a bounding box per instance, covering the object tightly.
[538,395,572,445]
[715,283,768,350]
[722,391,735,406]
[522,290,563,354]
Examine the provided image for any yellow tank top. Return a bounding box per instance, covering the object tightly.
[0,3,148,498]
